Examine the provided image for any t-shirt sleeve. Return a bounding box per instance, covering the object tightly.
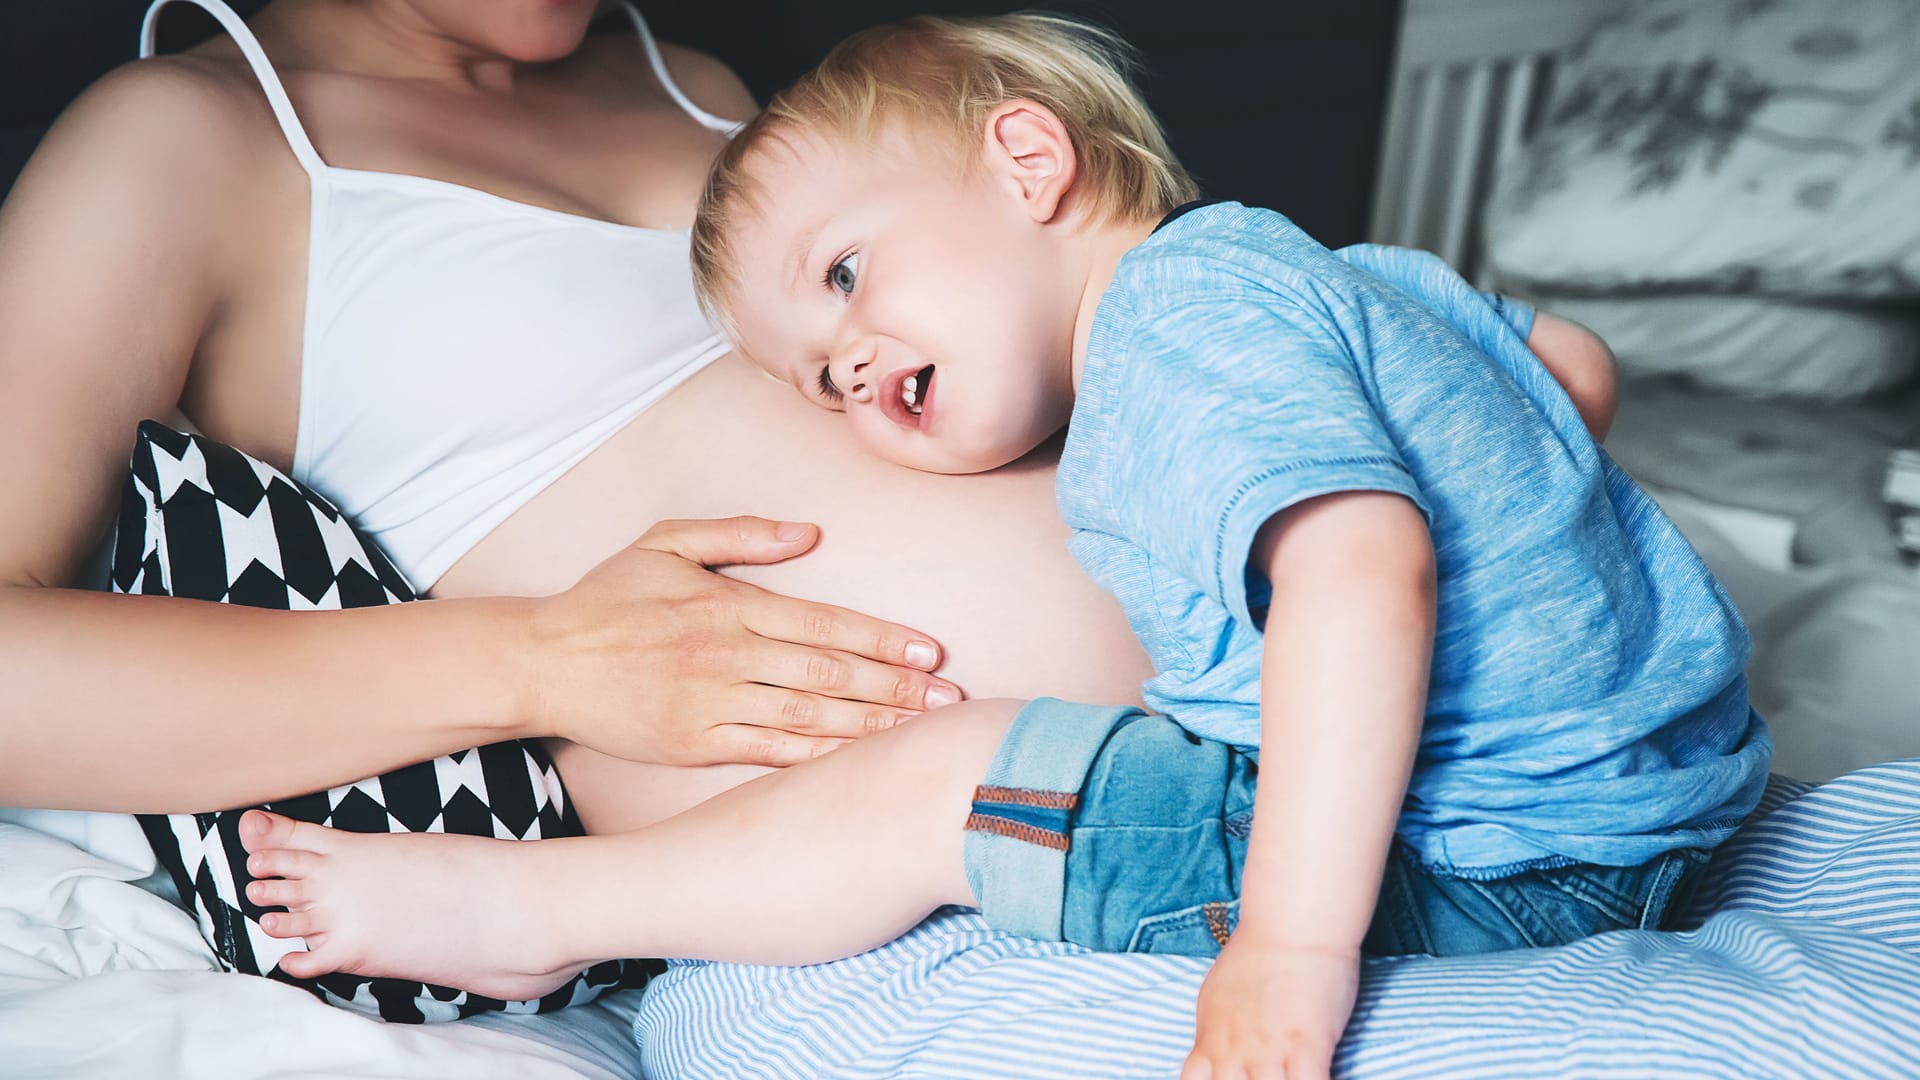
[1334,243,1536,344]
[1111,297,1429,629]
[1479,290,1536,342]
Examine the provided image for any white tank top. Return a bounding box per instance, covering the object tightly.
[140,0,738,589]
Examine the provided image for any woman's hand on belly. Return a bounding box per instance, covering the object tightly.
[527,514,962,768]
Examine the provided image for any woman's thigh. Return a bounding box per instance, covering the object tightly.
[545,740,771,834]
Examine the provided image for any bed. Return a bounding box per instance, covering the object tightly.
[6,1,1919,1077]
[1371,0,1920,784]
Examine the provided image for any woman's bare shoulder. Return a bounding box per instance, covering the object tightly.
[652,41,759,121]
[0,54,296,588]
[37,51,289,193]
[575,33,758,123]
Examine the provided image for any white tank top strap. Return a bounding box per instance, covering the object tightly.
[139,0,326,176]
[619,2,746,137]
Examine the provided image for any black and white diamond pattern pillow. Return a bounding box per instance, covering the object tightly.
[113,421,658,1022]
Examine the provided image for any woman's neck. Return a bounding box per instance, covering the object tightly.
[260,0,529,93]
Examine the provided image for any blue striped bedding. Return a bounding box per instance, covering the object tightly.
[633,760,1920,1078]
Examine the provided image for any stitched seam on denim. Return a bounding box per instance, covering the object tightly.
[1638,856,1680,931]
[1463,878,1550,948]
[1136,910,1205,952]
[1639,851,1701,931]
[1537,867,1639,922]
[1655,850,1712,931]
[964,813,1069,851]
[1204,902,1234,947]
[1505,882,1571,947]
[972,786,1078,811]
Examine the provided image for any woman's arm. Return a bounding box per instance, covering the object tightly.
[0,62,536,812]
[0,63,954,813]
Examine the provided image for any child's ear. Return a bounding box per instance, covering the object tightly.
[984,100,1078,224]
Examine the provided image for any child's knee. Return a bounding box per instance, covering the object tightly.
[871,697,1026,799]
[898,696,1025,758]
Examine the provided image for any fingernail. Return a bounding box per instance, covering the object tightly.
[905,641,938,668]
[925,684,961,709]
[776,521,809,541]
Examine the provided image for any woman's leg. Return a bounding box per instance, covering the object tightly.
[240,699,1024,1001]
[541,739,777,835]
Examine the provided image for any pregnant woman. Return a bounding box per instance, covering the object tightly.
[0,0,1155,826]
[0,0,1158,1035]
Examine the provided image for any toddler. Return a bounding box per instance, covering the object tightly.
[687,14,1770,1076]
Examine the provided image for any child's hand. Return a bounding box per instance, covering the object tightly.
[1181,938,1359,1080]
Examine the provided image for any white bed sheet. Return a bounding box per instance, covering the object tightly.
[0,816,640,1080]
[1640,483,1920,782]
[1602,375,1920,781]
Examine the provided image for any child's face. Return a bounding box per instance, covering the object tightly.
[720,124,1082,475]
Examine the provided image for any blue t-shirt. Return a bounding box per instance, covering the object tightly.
[1058,203,1770,875]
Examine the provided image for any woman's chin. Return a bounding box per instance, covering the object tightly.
[503,32,592,65]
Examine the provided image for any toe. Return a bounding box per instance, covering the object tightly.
[275,949,331,979]
[276,933,364,980]
[240,810,297,852]
[260,910,318,940]
[247,847,321,880]
[246,877,308,909]
[241,810,336,855]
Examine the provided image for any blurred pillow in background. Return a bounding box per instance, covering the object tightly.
[1484,0,1920,300]
[1537,293,1919,399]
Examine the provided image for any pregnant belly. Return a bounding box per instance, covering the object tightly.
[435,351,1152,708]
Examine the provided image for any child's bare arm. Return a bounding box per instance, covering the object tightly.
[1528,310,1618,442]
[1183,491,1435,1080]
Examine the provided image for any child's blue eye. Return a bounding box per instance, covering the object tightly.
[826,252,860,296]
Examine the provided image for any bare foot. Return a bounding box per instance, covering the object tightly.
[239,810,591,1001]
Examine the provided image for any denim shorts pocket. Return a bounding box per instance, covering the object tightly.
[1527,867,1642,931]
[1126,900,1240,956]
[1499,849,1713,947]
[1471,873,1630,948]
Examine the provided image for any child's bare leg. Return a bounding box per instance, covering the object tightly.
[241,698,1022,1000]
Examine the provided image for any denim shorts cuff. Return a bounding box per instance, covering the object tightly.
[963,698,1146,942]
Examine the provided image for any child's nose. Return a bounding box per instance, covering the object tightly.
[841,358,874,403]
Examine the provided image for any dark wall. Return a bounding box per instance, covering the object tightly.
[1,1,1399,246]
[648,1,1401,246]
[0,0,270,194]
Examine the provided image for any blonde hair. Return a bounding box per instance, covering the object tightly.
[690,13,1197,338]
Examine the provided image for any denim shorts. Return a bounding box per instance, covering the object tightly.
[961,698,1717,958]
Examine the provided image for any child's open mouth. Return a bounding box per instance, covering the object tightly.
[900,364,935,418]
